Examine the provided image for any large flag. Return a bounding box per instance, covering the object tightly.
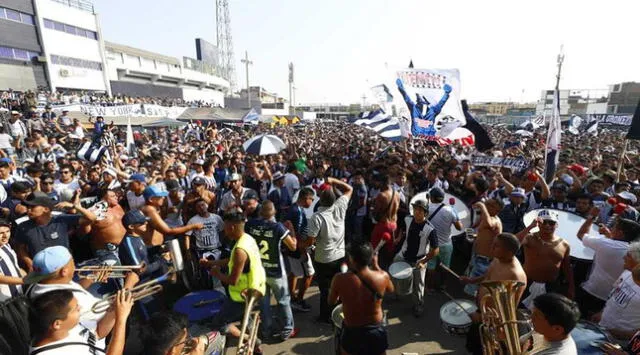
[626,99,640,140]
[585,119,598,136]
[544,89,561,183]
[353,109,403,142]
[126,116,137,157]
[567,114,582,135]
[461,100,494,152]
[242,108,260,124]
[394,68,466,140]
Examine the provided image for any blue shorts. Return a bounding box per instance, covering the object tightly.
[427,243,453,270]
[463,253,492,297]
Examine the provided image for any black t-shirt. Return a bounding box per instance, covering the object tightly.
[405,220,438,263]
[245,218,290,278]
[15,214,81,257]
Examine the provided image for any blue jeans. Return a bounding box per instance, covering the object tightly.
[261,275,294,336]
[464,253,492,297]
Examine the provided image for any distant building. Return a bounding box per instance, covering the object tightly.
[607,82,640,114]
[535,89,609,117]
[295,103,363,120]
[228,86,289,115]
[469,102,535,117]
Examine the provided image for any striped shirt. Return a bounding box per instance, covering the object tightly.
[0,244,22,301]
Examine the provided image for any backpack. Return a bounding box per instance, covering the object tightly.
[0,290,33,355]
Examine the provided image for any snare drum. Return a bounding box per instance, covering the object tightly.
[439,299,477,335]
[570,321,612,355]
[389,262,413,296]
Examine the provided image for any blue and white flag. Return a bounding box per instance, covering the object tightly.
[353,109,403,141]
[585,118,598,136]
[544,89,561,183]
[242,108,260,124]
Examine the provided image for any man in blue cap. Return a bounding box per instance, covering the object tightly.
[140,185,203,248]
[124,173,147,211]
[24,246,121,339]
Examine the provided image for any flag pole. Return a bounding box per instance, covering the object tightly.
[616,140,628,182]
[543,46,564,181]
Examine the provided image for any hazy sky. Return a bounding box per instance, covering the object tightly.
[93,0,639,105]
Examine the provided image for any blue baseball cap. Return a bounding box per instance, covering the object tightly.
[143,185,168,200]
[24,246,72,284]
[122,210,150,227]
[129,173,146,183]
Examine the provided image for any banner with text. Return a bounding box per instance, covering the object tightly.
[587,114,632,126]
[40,104,188,119]
[471,156,529,170]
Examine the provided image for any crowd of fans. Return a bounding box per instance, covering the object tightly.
[0,97,638,354]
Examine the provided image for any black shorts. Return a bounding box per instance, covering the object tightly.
[340,323,388,355]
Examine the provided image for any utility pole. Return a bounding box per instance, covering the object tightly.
[288,62,294,115]
[361,94,367,110]
[241,50,252,109]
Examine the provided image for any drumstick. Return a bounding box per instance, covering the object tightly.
[193,297,224,308]
[439,264,461,280]
[373,240,386,255]
[441,290,475,317]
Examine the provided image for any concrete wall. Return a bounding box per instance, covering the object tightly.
[182,87,224,105]
[110,80,182,99]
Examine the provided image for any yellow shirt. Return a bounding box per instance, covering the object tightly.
[228,233,266,302]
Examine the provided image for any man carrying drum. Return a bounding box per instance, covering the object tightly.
[329,242,394,355]
[395,199,439,317]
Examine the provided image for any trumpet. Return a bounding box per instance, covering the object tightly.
[90,271,172,313]
[236,289,262,355]
[76,264,143,281]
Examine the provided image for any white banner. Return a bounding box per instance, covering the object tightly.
[472,156,529,170]
[588,114,632,126]
[39,104,187,118]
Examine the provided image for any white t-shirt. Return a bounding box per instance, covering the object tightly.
[186,213,224,249]
[308,195,349,263]
[27,281,105,331]
[53,179,81,197]
[600,270,640,333]
[29,324,105,354]
[126,190,146,211]
[0,133,13,149]
[527,332,577,355]
[284,173,300,199]
[581,235,629,300]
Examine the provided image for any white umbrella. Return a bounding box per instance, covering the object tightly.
[515,130,533,137]
[242,134,286,155]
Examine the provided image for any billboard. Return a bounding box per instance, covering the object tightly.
[183,56,216,76]
[195,38,219,67]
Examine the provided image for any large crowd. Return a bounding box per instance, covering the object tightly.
[0,93,639,355]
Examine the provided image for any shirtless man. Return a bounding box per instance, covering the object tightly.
[140,186,203,247]
[461,233,528,354]
[329,242,394,355]
[464,198,504,296]
[371,174,400,270]
[516,209,575,307]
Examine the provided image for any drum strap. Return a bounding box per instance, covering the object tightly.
[429,204,445,221]
[350,268,383,300]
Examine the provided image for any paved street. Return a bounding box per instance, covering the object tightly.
[260,283,470,355]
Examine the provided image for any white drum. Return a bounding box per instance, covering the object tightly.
[523,209,596,260]
[389,261,413,296]
[439,299,478,335]
[291,185,320,219]
[409,190,471,237]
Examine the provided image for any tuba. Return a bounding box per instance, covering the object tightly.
[236,288,262,355]
[478,280,532,355]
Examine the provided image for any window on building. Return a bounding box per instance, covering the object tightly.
[64,24,76,35]
[76,28,86,37]
[0,46,39,61]
[4,9,20,21]
[0,47,13,59]
[53,21,64,31]
[44,18,97,40]
[43,19,54,28]
[50,54,102,71]
[20,13,34,25]
[0,9,5,19]
[13,49,29,60]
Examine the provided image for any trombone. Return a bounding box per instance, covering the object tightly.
[90,270,173,313]
[236,288,262,355]
[76,264,143,282]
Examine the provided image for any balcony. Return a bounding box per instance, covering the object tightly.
[49,0,94,14]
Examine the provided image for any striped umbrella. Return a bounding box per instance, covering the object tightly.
[242,134,286,155]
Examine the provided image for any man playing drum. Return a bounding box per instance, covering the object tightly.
[396,199,439,317]
[464,198,504,296]
[371,174,400,270]
[329,242,394,355]
[516,209,575,306]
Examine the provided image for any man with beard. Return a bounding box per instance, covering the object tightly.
[517,210,575,307]
[218,173,257,213]
[182,176,216,222]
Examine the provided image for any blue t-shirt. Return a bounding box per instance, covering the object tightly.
[284,204,307,258]
[245,218,290,278]
[15,214,81,257]
[119,234,165,281]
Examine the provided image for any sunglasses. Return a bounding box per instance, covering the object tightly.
[61,171,71,174]
[542,220,557,226]
[42,181,53,185]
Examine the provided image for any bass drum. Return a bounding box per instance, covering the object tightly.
[523,209,596,261]
[569,321,612,355]
[291,185,320,219]
[409,190,471,237]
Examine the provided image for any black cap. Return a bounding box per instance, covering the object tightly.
[165,179,181,191]
[0,218,11,227]
[122,210,150,227]
[551,183,569,192]
[411,199,429,211]
[242,190,259,201]
[429,187,445,199]
[23,191,56,209]
[223,211,246,223]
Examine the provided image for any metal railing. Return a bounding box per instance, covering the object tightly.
[49,0,95,14]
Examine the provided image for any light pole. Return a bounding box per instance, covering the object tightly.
[241,51,252,109]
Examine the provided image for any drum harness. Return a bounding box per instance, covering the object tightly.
[349,268,383,301]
